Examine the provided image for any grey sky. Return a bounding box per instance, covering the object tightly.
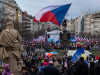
[16,0,100,19]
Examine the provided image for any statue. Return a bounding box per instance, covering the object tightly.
[0,21,24,75]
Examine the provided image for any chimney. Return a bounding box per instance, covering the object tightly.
[89,9,90,12]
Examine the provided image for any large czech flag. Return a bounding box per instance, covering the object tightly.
[34,4,71,26]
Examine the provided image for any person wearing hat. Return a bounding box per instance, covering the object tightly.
[40,62,48,71]
[76,57,88,75]
[2,64,13,75]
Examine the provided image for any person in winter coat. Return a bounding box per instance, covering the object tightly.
[20,66,30,75]
[31,57,36,65]
[43,61,60,75]
[36,57,40,66]
[63,73,69,75]
[96,55,99,60]
[25,61,32,73]
[61,62,67,74]
[64,68,74,75]
[31,65,39,75]
[37,71,44,75]
[89,62,96,75]
[40,62,48,71]
[76,57,88,75]
[2,64,13,75]
[58,57,62,66]
[96,58,100,75]
[54,61,61,72]
[72,60,80,75]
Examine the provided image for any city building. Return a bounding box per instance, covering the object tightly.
[0,0,22,32]
[81,11,100,36]
[4,0,17,20]
[66,19,74,32]
[90,13,100,36]
[84,14,92,33]
[74,17,80,36]
[33,22,45,32]
[22,11,34,39]
[0,0,5,32]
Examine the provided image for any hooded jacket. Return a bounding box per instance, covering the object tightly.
[31,65,39,75]
[96,55,99,60]
[2,64,12,75]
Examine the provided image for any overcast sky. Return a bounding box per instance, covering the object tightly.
[16,0,100,19]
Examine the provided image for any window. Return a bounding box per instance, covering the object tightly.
[8,0,11,3]
[18,10,20,15]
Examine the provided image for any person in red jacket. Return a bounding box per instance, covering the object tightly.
[96,55,99,60]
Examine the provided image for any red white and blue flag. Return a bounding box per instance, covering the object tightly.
[34,4,71,26]
[65,57,68,68]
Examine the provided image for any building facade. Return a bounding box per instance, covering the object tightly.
[91,13,100,36]
[0,0,5,32]
[0,0,22,32]
[22,11,34,40]
[83,12,100,36]
[74,17,80,36]
[84,14,92,33]
[4,0,17,20]
[66,19,74,32]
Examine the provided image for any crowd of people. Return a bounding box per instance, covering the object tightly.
[24,41,100,54]
[25,42,68,56]
[1,52,100,75]
[0,41,100,75]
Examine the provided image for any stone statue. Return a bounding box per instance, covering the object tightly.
[0,21,24,75]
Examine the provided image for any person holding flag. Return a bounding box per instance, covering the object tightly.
[76,57,88,75]
[71,47,89,75]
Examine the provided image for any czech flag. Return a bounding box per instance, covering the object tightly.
[65,57,68,68]
[34,4,71,26]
